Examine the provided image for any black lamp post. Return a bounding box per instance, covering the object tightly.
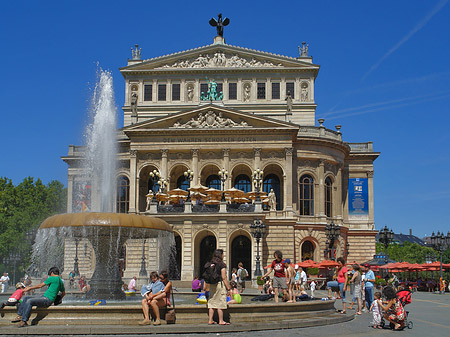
[149,170,161,202]
[139,239,147,277]
[3,252,21,285]
[250,218,266,277]
[74,238,80,277]
[184,169,194,202]
[218,168,228,202]
[378,225,395,264]
[324,221,341,260]
[430,231,450,294]
[425,252,436,264]
[252,169,263,202]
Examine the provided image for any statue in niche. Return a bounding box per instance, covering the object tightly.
[285,91,293,112]
[130,91,138,116]
[301,84,308,102]
[268,189,277,211]
[146,190,153,211]
[243,83,251,102]
[186,84,194,101]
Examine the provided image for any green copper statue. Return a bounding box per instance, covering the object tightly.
[201,78,223,101]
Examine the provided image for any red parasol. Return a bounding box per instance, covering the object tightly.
[318,260,339,268]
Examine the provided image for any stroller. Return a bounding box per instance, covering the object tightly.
[381,289,413,329]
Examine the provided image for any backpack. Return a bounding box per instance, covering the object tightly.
[239,268,248,280]
[202,261,222,284]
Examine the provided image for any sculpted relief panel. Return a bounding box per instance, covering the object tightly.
[171,110,250,129]
[157,51,283,69]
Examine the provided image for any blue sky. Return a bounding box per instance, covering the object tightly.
[1,1,449,238]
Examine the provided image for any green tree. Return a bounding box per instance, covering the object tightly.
[376,241,442,264]
[0,177,66,279]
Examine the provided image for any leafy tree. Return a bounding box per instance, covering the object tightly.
[376,241,449,264]
[0,177,66,280]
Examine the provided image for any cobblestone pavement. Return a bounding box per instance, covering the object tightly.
[0,291,449,336]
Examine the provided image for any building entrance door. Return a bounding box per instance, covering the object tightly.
[230,235,251,279]
[199,235,216,277]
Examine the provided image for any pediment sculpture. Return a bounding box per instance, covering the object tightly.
[157,52,283,69]
[171,111,250,128]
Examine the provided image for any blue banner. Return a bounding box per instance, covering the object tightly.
[348,178,369,219]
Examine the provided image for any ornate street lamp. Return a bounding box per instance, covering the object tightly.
[425,252,436,264]
[218,168,228,202]
[139,239,147,277]
[149,170,161,202]
[74,238,80,277]
[324,221,341,260]
[3,252,21,285]
[250,218,266,277]
[430,231,450,294]
[378,225,395,264]
[184,169,194,202]
[157,177,169,194]
[252,169,263,202]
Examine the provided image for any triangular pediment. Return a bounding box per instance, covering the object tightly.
[122,104,299,134]
[121,43,319,73]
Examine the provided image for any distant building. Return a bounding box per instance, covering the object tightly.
[62,26,379,281]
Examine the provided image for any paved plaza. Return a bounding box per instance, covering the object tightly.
[0,291,449,336]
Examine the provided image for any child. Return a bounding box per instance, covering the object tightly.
[310,280,316,299]
[1,282,26,309]
[227,281,241,304]
[370,291,382,329]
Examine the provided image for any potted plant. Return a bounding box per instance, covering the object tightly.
[256,276,264,292]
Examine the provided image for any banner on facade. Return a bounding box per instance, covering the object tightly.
[72,181,91,212]
[348,178,368,220]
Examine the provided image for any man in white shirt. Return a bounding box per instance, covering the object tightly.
[0,273,10,293]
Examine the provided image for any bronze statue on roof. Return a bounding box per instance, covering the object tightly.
[209,13,230,37]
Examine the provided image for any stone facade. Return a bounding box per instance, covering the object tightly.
[62,37,379,281]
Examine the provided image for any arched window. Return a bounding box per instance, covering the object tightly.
[177,175,190,191]
[300,175,314,215]
[263,174,281,210]
[206,174,221,190]
[325,177,333,217]
[234,174,251,192]
[116,176,129,213]
[147,179,160,193]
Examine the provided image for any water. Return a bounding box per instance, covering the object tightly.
[83,69,117,212]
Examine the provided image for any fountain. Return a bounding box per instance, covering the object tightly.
[29,69,174,300]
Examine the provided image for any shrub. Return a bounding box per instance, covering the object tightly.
[308,267,319,276]
[256,276,264,286]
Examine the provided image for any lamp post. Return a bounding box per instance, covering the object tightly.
[378,225,395,264]
[139,239,147,277]
[149,170,161,202]
[430,231,450,294]
[184,169,194,202]
[324,221,341,260]
[252,169,263,202]
[3,252,21,285]
[74,238,80,277]
[250,218,266,277]
[157,177,169,194]
[425,252,436,264]
[218,168,228,202]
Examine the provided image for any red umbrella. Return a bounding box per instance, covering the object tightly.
[318,260,339,268]
[296,260,319,268]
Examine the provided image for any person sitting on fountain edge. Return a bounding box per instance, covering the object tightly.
[12,266,65,328]
[139,271,165,325]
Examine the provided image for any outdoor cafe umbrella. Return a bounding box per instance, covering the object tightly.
[188,184,209,192]
[190,192,206,200]
[224,187,245,198]
[204,199,220,205]
[169,194,187,204]
[318,260,339,268]
[296,260,319,268]
[245,191,268,200]
[155,192,169,202]
[233,197,251,204]
[168,188,189,196]
[205,188,222,197]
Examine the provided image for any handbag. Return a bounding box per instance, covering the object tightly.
[165,291,176,324]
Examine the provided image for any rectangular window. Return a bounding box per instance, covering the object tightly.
[228,83,237,100]
[217,83,223,96]
[172,83,180,101]
[257,83,266,99]
[286,82,295,99]
[144,84,152,101]
[272,82,280,99]
[200,83,208,96]
[158,84,166,101]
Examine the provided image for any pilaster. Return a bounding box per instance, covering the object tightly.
[318,159,325,217]
[192,149,199,185]
[129,150,137,213]
[285,147,293,211]
[223,149,230,189]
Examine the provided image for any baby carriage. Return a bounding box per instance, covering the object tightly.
[381,289,413,329]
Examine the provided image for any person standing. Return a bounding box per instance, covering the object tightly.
[262,250,288,303]
[363,263,375,311]
[326,257,348,314]
[207,249,231,325]
[285,259,296,302]
[237,262,248,293]
[1,273,10,293]
[12,266,65,328]
[349,264,362,315]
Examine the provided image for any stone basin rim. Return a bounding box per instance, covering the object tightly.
[40,212,172,232]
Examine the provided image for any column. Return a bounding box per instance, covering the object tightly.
[285,148,293,211]
[266,78,271,101]
[129,150,137,213]
[335,166,343,220]
[192,149,199,185]
[367,171,374,229]
[67,175,74,213]
[223,78,228,101]
[152,80,157,103]
[252,78,257,101]
[318,159,325,217]
[181,79,185,102]
[139,80,144,104]
[223,149,230,189]
[237,78,242,101]
[195,79,200,103]
[161,149,168,180]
